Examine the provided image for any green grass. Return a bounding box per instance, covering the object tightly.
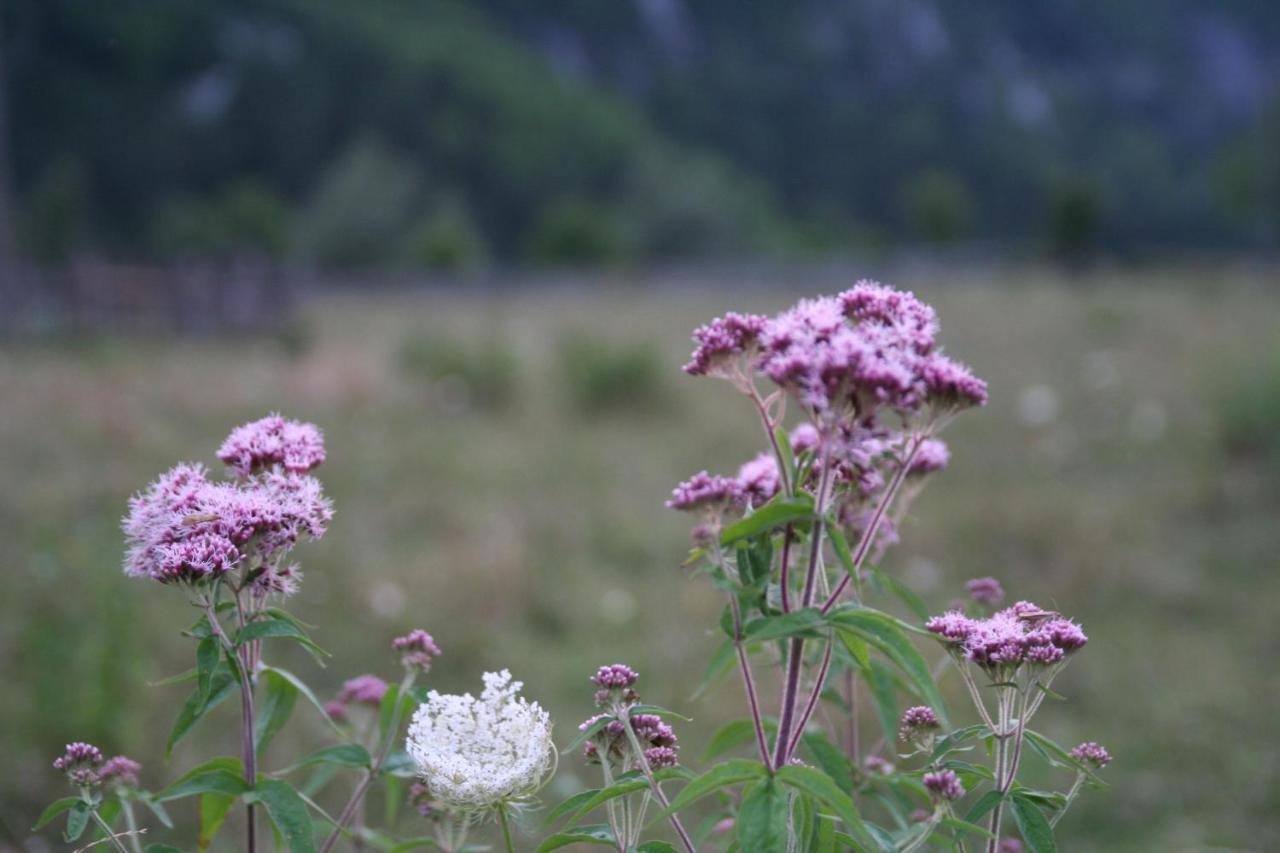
[1,267,1277,850]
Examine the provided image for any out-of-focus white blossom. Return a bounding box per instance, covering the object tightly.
[406,670,555,814]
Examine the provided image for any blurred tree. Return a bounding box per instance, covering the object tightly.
[1046,176,1105,264]
[898,169,976,243]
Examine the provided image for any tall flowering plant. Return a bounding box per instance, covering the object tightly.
[549,283,1106,851]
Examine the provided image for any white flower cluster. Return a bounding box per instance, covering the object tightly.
[406,669,555,813]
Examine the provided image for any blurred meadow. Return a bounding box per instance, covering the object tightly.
[2,266,1278,850]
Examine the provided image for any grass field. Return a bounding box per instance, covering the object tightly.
[2,266,1278,851]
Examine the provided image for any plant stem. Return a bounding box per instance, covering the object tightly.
[785,635,834,757]
[730,595,773,769]
[497,803,516,853]
[87,808,131,853]
[1049,772,1086,829]
[320,670,417,853]
[774,438,834,767]
[204,593,257,853]
[620,709,696,853]
[119,799,145,853]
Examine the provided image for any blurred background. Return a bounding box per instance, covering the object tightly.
[1,1,1278,851]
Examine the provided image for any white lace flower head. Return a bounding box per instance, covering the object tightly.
[406,669,556,814]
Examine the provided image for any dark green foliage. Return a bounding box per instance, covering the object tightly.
[399,333,520,412]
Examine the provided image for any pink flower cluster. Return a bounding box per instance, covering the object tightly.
[922,768,965,802]
[1070,741,1112,769]
[122,417,331,584]
[898,705,941,742]
[326,674,389,723]
[217,413,326,476]
[53,742,103,787]
[582,663,680,769]
[685,282,986,416]
[666,449,785,514]
[99,755,142,788]
[393,629,442,673]
[965,576,1005,606]
[926,601,1088,674]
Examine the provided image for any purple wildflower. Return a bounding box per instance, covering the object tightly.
[592,664,639,689]
[923,769,965,802]
[999,841,1024,853]
[252,563,303,599]
[644,746,679,768]
[838,280,939,354]
[920,353,989,409]
[790,422,821,454]
[925,610,978,644]
[909,438,950,475]
[393,629,442,673]
[736,452,780,506]
[338,674,388,707]
[1070,741,1112,768]
[665,471,744,513]
[864,755,894,775]
[324,700,349,722]
[408,781,434,817]
[54,742,103,787]
[217,413,326,476]
[965,576,1005,606]
[99,756,142,788]
[898,706,941,742]
[683,312,770,378]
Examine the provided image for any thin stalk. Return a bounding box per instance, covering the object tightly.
[774,441,835,767]
[1049,773,1086,829]
[898,812,944,853]
[845,669,859,761]
[320,671,417,853]
[87,809,131,853]
[598,756,626,852]
[119,799,144,853]
[497,803,516,853]
[820,434,924,615]
[620,710,696,853]
[203,593,257,853]
[786,634,834,757]
[730,596,773,769]
[778,528,795,612]
[749,389,792,497]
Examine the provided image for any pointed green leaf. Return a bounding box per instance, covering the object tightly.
[776,764,874,849]
[256,669,299,756]
[63,801,91,842]
[536,824,617,851]
[691,639,736,700]
[236,617,329,661]
[248,778,317,853]
[651,759,768,823]
[32,797,81,831]
[260,664,348,738]
[276,744,372,774]
[1010,793,1057,853]
[720,496,814,546]
[736,778,787,853]
[744,608,825,643]
[198,792,235,850]
[155,757,249,802]
[167,666,237,757]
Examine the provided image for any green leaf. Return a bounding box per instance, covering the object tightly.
[626,703,693,722]
[825,524,861,587]
[561,776,648,828]
[196,635,220,703]
[652,759,768,824]
[32,797,81,831]
[276,744,373,774]
[691,639,736,701]
[256,668,299,756]
[799,732,854,792]
[146,846,185,853]
[638,843,678,853]
[867,566,930,622]
[379,749,417,779]
[704,718,775,762]
[865,658,900,748]
[148,667,198,687]
[167,665,237,757]
[736,778,787,853]
[1010,793,1057,853]
[941,817,997,840]
[236,617,329,661]
[64,801,91,842]
[198,792,235,850]
[829,607,949,725]
[540,788,602,827]
[535,824,617,851]
[963,789,1005,824]
[155,757,249,802]
[743,608,825,643]
[929,724,990,764]
[776,764,874,849]
[138,793,174,829]
[260,664,349,739]
[773,425,796,492]
[720,496,814,546]
[248,778,317,853]
[561,714,616,754]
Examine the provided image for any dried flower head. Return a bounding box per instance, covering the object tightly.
[923,769,965,802]
[54,742,103,787]
[217,413,326,476]
[99,756,142,788]
[406,670,555,813]
[965,576,1005,607]
[898,706,941,742]
[394,630,443,673]
[1070,741,1112,769]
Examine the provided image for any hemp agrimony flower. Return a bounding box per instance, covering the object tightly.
[923,769,966,803]
[405,670,555,814]
[53,742,104,788]
[394,629,443,673]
